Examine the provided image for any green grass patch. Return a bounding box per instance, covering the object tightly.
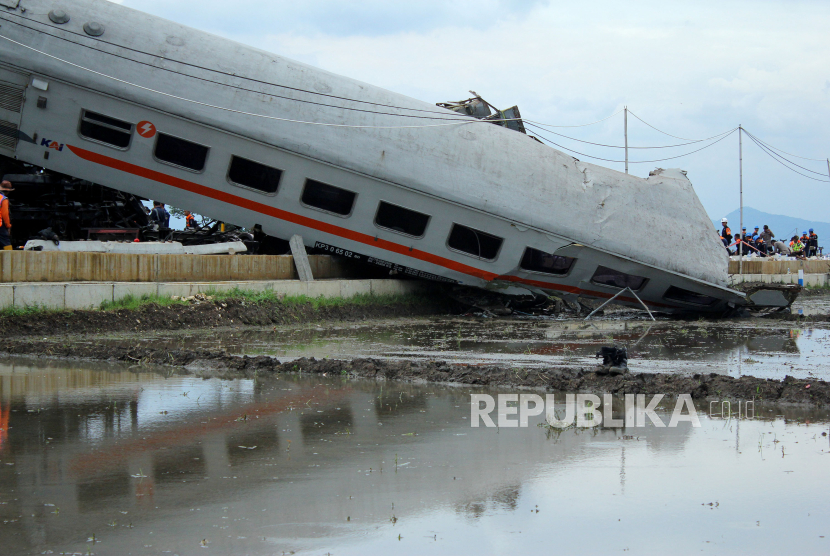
[0,304,59,318]
[0,288,435,317]
[204,287,433,309]
[95,288,433,312]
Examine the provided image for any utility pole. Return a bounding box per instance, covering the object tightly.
[739,125,743,278]
[624,107,629,174]
[827,158,829,182]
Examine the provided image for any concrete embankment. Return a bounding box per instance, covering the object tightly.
[0,251,415,310]
[0,279,424,310]
[0,251,362,282]
[729,258,830,286]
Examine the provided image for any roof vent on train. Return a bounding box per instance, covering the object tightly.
[48,9,69,24]
[83,21,105,36]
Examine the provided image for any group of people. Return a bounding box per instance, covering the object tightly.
[719,218,820,259]
[146,201,199,230]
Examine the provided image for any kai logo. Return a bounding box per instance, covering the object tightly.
[40,138,65,152]
[136,121,156,138]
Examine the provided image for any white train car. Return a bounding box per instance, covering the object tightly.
[0,0,759,313]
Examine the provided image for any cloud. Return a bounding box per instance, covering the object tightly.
[119,0,830,221]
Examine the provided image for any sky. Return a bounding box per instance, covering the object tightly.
[114,0,830,224]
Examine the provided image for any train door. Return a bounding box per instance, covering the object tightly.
[0,68,29,160]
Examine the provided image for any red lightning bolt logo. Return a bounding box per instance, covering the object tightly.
[136,121,156,138]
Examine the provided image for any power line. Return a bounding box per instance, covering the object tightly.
[524,121,735,150]
[627,110,724,141]
[743,129,827,176]
[524,109,624,128]
[743,131,830,183]
[746,131,827,162]
[526,126,738,164]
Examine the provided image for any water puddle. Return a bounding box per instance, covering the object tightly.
[792,292,830,316]
[87,316,830,380]
[0,361,828,554]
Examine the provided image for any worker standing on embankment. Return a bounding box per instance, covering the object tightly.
[0,180,13,250]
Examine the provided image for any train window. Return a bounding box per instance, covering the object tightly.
[375,201,430,237]
[78,110,132,148]
[590,266,648,290]
[301,179,356,216]
[227,156,282,194]
[447,224,503,260]
[154,133,209,172]
[520,247,576,275]
[663,286,718,306]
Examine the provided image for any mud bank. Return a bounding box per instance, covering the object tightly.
[0,295,452,337]
[3,340,828,406]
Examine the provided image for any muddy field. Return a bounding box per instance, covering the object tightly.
[2,293,830,405]
[3,295,830,555]
[0,294,454,337]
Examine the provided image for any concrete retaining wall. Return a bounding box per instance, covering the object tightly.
[0,279,424,310]
[729,273,829,287]
[0,252,364,283]
[728,259,830,275]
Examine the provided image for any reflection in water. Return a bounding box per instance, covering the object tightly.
[0,360,828,555]
[300,406,354,438]
[153,445,206,484]
[0,400,8,452]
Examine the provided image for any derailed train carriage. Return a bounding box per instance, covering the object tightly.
[0,0,790,313]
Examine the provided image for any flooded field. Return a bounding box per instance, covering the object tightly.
[0,360,828,555]
[84,316,830,380]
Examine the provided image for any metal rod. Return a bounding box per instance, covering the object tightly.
[583,287,655,321]
[626,287,656,321]
[624,106,628,174]
[584,289,627,320]
[739,125,743,277]
[827,158,829,182]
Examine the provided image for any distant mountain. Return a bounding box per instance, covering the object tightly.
[711,207,830,243]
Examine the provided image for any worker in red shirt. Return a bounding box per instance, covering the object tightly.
[0,180,13,250]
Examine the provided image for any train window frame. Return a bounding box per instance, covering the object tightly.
[445,223,504,262]
[373,201,431,239]
[226,155,283,196]
[300,178,357,218]
[77,109,134,150]
[519,247,576,277]
[152,132,210,173]
[663,286,719,306]
[590,265,648,291]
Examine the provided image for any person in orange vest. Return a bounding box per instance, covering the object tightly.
[184,210,198,229]
[720,218,732,252]
[0,180,13,250]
